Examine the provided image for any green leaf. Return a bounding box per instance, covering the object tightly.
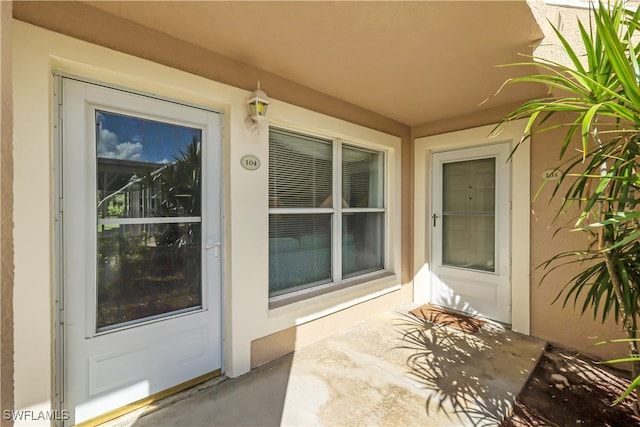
[581,104,603,155]
[595,3,640,106]
[496,7,640,401]
[612,375,640,405]
[598,337,640,345]
[552,20,588,76]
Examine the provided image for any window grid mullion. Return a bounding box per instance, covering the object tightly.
[333,139,342,283]
[268,208,334,215]
[383,150,388,271]
[342,208,385,213]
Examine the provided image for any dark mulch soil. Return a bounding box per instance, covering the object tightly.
[503,344,640,426]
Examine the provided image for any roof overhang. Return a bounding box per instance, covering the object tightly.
[13,1,547,135]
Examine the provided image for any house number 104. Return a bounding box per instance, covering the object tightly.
[241,155,260,171]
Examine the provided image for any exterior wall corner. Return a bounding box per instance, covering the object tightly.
[1,1,15,424]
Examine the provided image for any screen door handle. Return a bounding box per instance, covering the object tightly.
[432,214,440,227]
[206,241,222,258]
[205,241,221,249]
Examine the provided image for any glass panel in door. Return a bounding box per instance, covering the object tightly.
[96,110,203,331]
[442,158,496,272]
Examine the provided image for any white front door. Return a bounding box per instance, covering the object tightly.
[60,77,223,425]
[431,143,511,323]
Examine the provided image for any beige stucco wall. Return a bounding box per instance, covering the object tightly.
[1,1,14,425]
[534,0,640,69]
[528,114,628,360]
[12,19,409,421]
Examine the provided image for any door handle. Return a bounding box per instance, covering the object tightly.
[432,214,440,227]
[205,241,222,249]
[205,240,222,259]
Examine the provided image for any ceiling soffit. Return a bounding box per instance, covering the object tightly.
[17,1,546,132]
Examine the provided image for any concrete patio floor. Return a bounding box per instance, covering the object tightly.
[102,304,546,427]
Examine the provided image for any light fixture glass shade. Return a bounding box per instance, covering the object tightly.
[247,83,270,122]
[248,99,269,121]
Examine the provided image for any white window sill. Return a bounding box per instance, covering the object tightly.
[268,271,400,323]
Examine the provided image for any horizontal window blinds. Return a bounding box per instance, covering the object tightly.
[269,128,334,295]
[269,128,333,209]
[268,127,387,297]
[269,214,332,295]
[342,144,384,209]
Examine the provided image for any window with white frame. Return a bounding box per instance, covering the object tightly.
[268,127,386,298]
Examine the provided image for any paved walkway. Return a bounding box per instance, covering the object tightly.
[103,304,545,426]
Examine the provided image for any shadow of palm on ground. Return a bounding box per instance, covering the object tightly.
[396,312,521,426]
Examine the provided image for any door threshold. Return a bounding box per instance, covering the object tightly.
[76,369,224,427]
[428,303,513,330]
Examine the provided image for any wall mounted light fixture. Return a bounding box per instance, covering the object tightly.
[246,81,270,132]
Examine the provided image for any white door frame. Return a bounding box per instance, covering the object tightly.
[53,74,225,424]
[413,120,530,334]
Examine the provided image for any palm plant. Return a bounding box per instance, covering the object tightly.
[153,135,202,217]
[495,1,640,411]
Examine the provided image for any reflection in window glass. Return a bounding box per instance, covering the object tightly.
[342,212,384,278]
[97,223,202,330]
[268,214,332,296]
[96,110,202,219]
[342,145,384,208]
[95,110,203,331]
